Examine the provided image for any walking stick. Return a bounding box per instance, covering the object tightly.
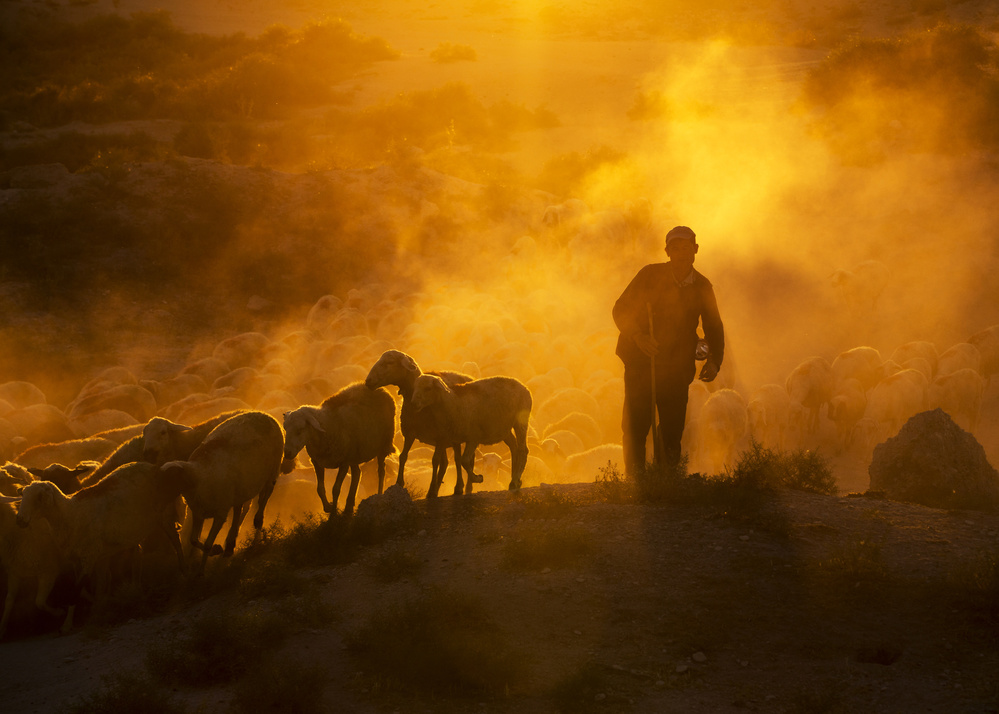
[647,303,664,465]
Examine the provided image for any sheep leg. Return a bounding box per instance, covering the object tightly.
[396,434,418,488]
[223,502,250,557]
[376,455,386,495]
[199,515,229,574]
[427,452,446,499]
[315,464,333,513]
[253,475,278,530]
[188,512,207,551]
[343,464,362,515]
[509,423,529,490]
[461,443,483,495]
[452,443,465,496]
[328,465,350,516]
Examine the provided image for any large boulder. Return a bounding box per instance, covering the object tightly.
[868,408,999,511]
[353,484,418,543]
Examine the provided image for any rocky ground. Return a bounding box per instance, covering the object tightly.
[0,480,997,714]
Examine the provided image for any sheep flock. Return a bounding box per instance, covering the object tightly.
[0,271,998,637]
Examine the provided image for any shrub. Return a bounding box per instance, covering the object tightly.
[147,605,288,687]
[429,42,477,63]
[230,657,327,714]
[730,441,837,495]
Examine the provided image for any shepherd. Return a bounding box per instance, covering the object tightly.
[613,225,725,475]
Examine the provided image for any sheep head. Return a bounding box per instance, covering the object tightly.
[282,407,324,461]
[15,480,60,528]
[411,374,450,411]
[143,417,191,464]
[365,349,421,390]
[160,461,197,492]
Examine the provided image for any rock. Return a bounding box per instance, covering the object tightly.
[692,652,707,663]
[868,409,999,511]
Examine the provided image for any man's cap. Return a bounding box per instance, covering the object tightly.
[665,225,696,247]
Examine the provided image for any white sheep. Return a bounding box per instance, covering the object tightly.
[927,368,985,433]
[14,436,116,470]
[831,346,883,391]
[0,498,65,638]
[967,325,999,380]
[14,461,186,599]
[889,341,938,376]
[746,384,791,450]
[865,369,927,440]
[281,383,396,515]
[66,383,157,424]
[161,411,284,574]
[785,356,834,436]
[0,381,47,409]
[827,378,867,450]
[2,461,99,495]
[563,443,625,482]
[936,342,982,377]
[410,373,532,495]
[364,350,474,492]
[695,389,748,475]
[212,331,272,370]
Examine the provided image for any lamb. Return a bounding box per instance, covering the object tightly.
[2,461,99,495]
[14,461,187,601]
[410,373,532,495]
[281,383,396,515]
[160,411,284,574]
[746,384,791,450]
[927,368,985,433]
[364,350,474,491]
[0,498,64,638]
[695,388,748,475]
[785,356,834,435]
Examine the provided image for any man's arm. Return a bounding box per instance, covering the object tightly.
[613,266,659,357]
[700,282,724,379]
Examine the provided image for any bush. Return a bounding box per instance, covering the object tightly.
[730,441,837,495]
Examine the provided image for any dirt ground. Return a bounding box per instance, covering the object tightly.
[0,481,997,713]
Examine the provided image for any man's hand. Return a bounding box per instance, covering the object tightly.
[698,360,719,382]
[633,333,658,357]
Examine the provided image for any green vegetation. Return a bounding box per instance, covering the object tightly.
[346,587,527,695]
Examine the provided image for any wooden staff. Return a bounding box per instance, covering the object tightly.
[647,303,664,465]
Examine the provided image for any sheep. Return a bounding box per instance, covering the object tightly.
[746,384,791,450]
[161,411,284,574]
[827,378,867,451]
[0,381,47,409]
[14,462,187,599]
[141,410,251,465]
[0,498,65,638]
[66,383,158,424]
[967,325,999,380]
[4,404,75,451]
[695,389,748,475]
[542,411,603,451]
[563,443,625,482]
[139,374,209,409]
[865,369,927,440]
[281,383,396,515]
[927,368,985,433]
[2,461,99,495]
[69,408,140,438]
[364,350,474,492]
[889,341,938,376]
[212,331,272,370]
[181,356,231,385]
[831,346,883,391]
[410,373,532,495]
[936,343,981,377]
[785,356,834,436]
[15,436,116,470]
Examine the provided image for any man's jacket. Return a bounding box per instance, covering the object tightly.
[613,263,725,384]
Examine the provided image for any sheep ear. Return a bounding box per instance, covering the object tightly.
[0,496,21,504]
[168,422,191,434]
[306,411,326,433]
